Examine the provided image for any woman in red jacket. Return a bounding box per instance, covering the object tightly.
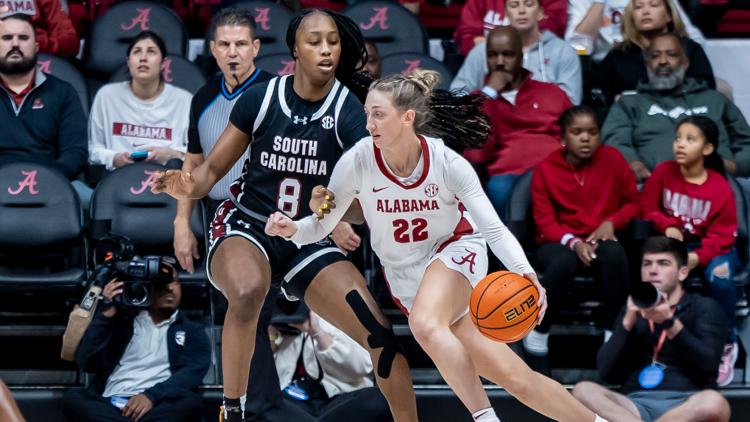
[528,105,639,363]
[641,115,738,386]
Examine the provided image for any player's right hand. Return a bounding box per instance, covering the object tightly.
[173,222,199,273]
[265,212,297,239]
[150,170,195,199]
[309,185,336,221]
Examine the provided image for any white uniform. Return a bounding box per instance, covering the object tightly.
[292,136,533,312]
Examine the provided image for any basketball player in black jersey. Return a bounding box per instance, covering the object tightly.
[153,10,417,422]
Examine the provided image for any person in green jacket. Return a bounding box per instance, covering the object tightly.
[602,32,750,182]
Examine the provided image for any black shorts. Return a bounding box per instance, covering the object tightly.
[207,200,346,300]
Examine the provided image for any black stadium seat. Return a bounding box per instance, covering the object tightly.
[89,163,208,302]
[109,54,207,94]
[343,0,428,56]
[0,163,86,290]
[381,52,454,90]
[232,0,293,57]
[255,53,295,77]
[37,54,90,116]
[83,1,188,79]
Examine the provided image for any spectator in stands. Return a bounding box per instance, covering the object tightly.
[0,0,79,57]
[269,302,390,422]
[454,0,567,55]
[565,0,704,61]
[0,13,87,180]
[641,116,739,386]
[603,33,750,181]
[526,105,637,367]
[362,40,382,80]
[451,0,582,104]
[88,31,190,171]
[464,26,571,217]
[572,236,731,422]
[594,0,714,106]
[174,8,307,421]
[62,261,211,422]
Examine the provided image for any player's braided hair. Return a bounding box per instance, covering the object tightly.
[369,70,491,151]
[286,9,370,98]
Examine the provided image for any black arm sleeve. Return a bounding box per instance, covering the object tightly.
[668,298,728,381]
[336,94,369,150]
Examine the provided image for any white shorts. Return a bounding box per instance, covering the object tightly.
[382,233,488,313]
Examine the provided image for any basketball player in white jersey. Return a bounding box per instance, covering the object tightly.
[266,70,609,422]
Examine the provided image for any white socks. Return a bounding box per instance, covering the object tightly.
[522,330,549,355]
[595,415,609,422]
[472,407,500,422]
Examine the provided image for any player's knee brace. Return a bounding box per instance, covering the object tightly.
[345,290,405,379]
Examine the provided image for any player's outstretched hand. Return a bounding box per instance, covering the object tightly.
[309,185,336,221]
[265,212,297,239]
[150,170,195,199]
[524,273,547,325]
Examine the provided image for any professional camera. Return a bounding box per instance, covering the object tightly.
[630,282,663,309]
[91,234,177,309]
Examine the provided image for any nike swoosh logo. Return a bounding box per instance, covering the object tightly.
[372,186,389,193]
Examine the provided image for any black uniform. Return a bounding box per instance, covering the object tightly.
[207,75,369,300]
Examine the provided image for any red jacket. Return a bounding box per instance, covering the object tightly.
[532,145,640,244]
[464,71,571,176]
[641,161,738,266]
[454,0,567,55]
[2,0,81,56]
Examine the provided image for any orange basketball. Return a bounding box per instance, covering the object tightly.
[469,271,540,343]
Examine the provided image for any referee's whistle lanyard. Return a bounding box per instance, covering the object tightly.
[639,305,677,389]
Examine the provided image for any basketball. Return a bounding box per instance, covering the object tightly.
[469,271,540,343]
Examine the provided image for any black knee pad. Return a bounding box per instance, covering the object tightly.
[345,290,405,379]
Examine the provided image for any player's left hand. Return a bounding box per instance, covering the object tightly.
[122,394,153,421]
[309,186,336,221]
[524,273,547,325]
[331,222,361,252]
[265,212,297,239]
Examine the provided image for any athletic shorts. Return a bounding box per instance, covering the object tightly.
[207,200,346,300]
[627,390,692,422]
[383,232,488,313]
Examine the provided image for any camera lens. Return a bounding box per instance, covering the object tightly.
[631,282,660,309]
[122,282,150,307]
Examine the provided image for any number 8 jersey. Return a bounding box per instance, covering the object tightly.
[229,75,368,220]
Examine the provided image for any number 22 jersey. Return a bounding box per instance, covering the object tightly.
[229,75,369,221]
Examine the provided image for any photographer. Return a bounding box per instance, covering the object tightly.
[62,262,210,422]
[572,237,731,422]
[270,302,390,422]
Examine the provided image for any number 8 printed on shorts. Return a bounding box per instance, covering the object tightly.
[278,178,301,218]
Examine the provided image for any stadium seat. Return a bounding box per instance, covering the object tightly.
[255,53,295,77]
[89,163,208,304]
[343,0,428,56]
[83,1,189,79]
[109,54,207,94]
[37,54,90,116]
[231,0,294,57]
[0,163,86,290]
[380,52,454,90]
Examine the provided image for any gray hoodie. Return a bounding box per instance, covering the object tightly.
[450,30,582,104]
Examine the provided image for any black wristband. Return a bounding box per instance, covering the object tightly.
[657,317,675,330]
[99,297,114,310]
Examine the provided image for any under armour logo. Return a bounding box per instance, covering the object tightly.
[451,248,477,274]
[130,170,159,195]
[161,58,173,83]
[7,170,39,195]
[293,115,308,125]
[278,60,295,76]
[321,116,334,130]
[402,59,421,76]
[255,7,270,31]
[37,59,51,74]
[360,7,389,30]
[121,8,151,31]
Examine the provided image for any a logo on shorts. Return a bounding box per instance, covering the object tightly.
[424,183,439,198]
[175,331,185,346]
[321,115,334,130]
[451,247,477,274]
